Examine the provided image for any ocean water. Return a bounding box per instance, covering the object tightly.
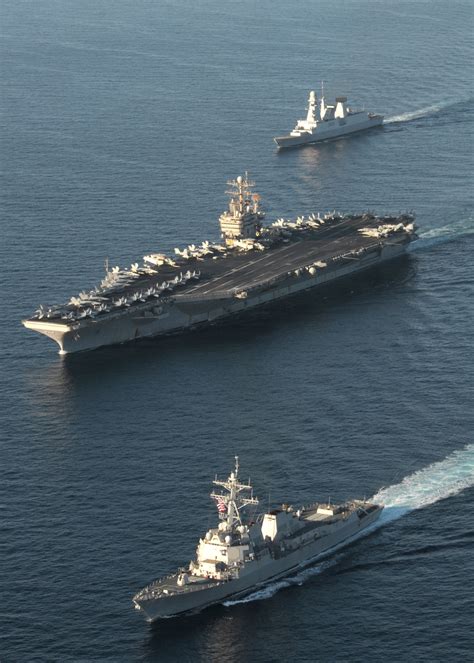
[1,1,473,661]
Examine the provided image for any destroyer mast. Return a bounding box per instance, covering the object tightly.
[210,456,259,530]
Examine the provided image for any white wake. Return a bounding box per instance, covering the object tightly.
[409,217,474,251]
[223,557,341,607]
[385,97,470,124]
[374,443,474,522]
[224,444,474,607]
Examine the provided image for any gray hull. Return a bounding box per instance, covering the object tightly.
[136,507,381,621]
[274,114,383,148]
[26,240,408,354]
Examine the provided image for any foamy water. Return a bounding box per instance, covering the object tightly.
[385,97,470,124]
[223,557,342,606]
[409,216,474,252]
[225,445,474,607]
[374,443,474,516]
[2,0,472,659]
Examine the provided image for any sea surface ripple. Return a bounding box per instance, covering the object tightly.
[0,1,473,661]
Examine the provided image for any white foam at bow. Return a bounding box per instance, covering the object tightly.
[223,557,342,606]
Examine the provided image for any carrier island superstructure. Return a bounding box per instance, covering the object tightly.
[274,90,384,148]
[133,457,383,621]
[22,174,416,354]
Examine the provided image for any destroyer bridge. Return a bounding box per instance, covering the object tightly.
[22,173,416,354]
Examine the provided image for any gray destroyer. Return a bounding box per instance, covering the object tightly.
[133,457,383,621]
[274,89,383,148]
[23,174,416,354]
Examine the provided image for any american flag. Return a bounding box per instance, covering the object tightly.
[216,497,227,514]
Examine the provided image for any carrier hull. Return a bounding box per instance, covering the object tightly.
[23,173,416,355]
[24,240,408,355]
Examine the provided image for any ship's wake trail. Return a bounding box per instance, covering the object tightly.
[384,96,472,124]
[224,444,474,607]
[373,443,474,524]
[409,216,474,252]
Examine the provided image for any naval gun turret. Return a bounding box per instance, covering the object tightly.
[219,174,265,246]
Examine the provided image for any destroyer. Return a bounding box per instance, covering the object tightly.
[22,173,416,354]
[274,89,383,148]
[133,456,383,621]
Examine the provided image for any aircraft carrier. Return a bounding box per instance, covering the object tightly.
[133,456,383,621]
[22,174,416,354]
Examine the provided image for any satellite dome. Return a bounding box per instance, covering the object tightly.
[236,175,243,184]
[225,535,232,545]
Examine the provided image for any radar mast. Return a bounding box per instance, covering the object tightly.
[210,456,259,530]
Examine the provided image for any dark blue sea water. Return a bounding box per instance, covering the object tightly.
[1,1,473,661]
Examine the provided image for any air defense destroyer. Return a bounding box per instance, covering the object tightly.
[274,89,383,148]
[22,174,416,354]
[133,457,383,621]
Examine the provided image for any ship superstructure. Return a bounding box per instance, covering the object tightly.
[274,89,383,148]
[219,174,265,245]
[133,457,383,621]
[22,174,416,354]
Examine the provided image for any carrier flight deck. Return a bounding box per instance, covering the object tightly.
[22,174,416,354]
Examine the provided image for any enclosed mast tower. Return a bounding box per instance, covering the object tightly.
[219,174,265,246]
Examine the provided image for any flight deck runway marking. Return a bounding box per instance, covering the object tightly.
[183,242,300,296]
[175,217,377,299]
[191,235,350,294]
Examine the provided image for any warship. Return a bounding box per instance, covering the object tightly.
[22,173,416,354]
[133,457,383,621]
[274,89,383,148]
